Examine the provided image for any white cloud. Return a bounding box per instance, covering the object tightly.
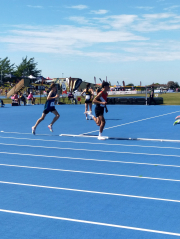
[135,6,154,11]
[164,5,180,11]
[67,5,88,10]
[90,10,109,15]
[2,11,180,62]
[95,15,137,29]
[68,16,90,25]
[27,5,43,9]
[0,24,147,61]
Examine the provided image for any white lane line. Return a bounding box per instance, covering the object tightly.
[2,136,180,150]
[1,159,180,169]
[1,142,180,158]
[83,110,180,134]
[0,131,56,136]
[0,163,180,182]
[1,180,180,203]
[0,209,180,236]
[1,152,180,168]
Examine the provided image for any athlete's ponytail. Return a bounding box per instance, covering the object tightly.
[50,83,56,89]
[86,83,90,93]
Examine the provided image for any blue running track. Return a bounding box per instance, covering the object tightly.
[0,104,180,239]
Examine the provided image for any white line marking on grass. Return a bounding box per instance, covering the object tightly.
[1,143,180,158]
[83,110,180,134]
[1,151,180,168]
[1,136,180,150]
[0,209,180,236]
[1,180,180,203]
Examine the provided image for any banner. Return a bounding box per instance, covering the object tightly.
[62,82,67,94]
[73,78,82,92]
[94,76,96,84]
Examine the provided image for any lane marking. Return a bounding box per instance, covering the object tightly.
[2,135,180,150]
[61,134,180,143]
[1,180,180,203]
[1,209,180,236]
[1,159,180,169]
[0,163,180,182]
[1,151,180,168]
[0,131,58,136]
[1,142,180,158]
[83,110,180,134]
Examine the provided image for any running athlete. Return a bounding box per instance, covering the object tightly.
[81,83,94,120]
[87,82,109,140]
[32,83,60,134]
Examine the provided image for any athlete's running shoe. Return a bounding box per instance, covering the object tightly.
[175,116,180,120]
[87,111,94,118]
[48,125,53,132]
[86,117,89,120]
[32,126,35,135]
[173,120,180,126]
[98,136,106,140]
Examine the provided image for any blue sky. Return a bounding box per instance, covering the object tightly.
[1,0,180,86]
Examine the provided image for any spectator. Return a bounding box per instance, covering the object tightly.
[0,99,5,106]
[27,92,36,105]
[19,92,26,105]
[149,87,156,105]
[13,93,19,104]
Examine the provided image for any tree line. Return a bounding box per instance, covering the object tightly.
[0,56,41,81]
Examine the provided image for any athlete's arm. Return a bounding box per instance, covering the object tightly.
[47,90,58,101]
[90,89,94,100]
[81,89,86,98]
[93,92,107,105]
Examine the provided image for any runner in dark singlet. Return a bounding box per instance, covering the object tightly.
[81,83,94,120]
[32,83,60,134]
[87,82,109,140]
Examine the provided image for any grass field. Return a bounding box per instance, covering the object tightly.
[2,92,180,105]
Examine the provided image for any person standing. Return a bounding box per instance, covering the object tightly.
[149,87,156,105]
[81,83,94,120]
[32,83,60,134]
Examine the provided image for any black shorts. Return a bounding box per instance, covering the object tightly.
[95,107,104,117]
[85,100,92,104]
[43,107,55,114]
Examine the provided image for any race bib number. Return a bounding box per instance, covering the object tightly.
[50,102,55,107]
[86,95,90,100]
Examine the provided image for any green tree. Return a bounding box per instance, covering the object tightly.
[126,83,134,86]
[14,56,41,80]
[167,81,179,89]
[0,57,15,75]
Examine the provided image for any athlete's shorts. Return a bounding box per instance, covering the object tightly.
[43,106,56,114]
[85,100,92,104]
[95,107,104,117]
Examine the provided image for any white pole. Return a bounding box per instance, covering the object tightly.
[145,86,147,105]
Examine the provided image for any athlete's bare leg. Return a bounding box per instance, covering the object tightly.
[49,110,60,126]
[85,103,88,118]
[33,113,46,129]
[98,115,106,133]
